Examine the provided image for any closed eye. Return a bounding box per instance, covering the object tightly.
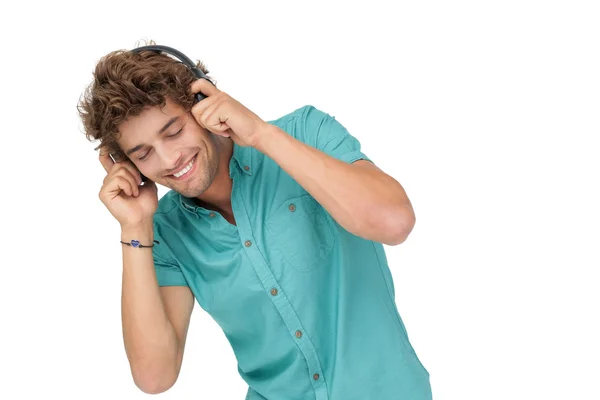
[137,129,183,161]
[168,128,183,139]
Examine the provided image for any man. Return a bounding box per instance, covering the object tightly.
[78,44,432,399]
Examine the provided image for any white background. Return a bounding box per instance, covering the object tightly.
[0,0,598,399]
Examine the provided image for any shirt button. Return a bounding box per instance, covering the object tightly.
[288,203,296,212]
[295,330,302,338]
[313,373,320,380]
[245,240,252,247]
[244,165,250,171]
[270,288,278,296]
[209,212,216,218]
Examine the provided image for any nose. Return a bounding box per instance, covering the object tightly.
[156,147,184,175]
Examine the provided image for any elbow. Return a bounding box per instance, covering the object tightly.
[349,203,416,245]
[380,207,416,246]
[132,364,178,395]
[135,375,176,395]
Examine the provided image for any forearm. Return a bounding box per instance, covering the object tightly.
[256,125,414,245]
[120,223,179,387]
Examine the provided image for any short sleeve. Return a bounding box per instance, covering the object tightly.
[152,234,188,287]
[302,105,373,165]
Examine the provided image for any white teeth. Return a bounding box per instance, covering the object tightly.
[173,157,195,178]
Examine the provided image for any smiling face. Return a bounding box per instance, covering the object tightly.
[117,97,220,197]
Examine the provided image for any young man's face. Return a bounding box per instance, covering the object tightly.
[116,97,220,198]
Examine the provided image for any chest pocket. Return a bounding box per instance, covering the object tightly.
[265,194,335,272]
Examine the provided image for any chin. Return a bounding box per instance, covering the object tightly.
[167,176,205,197]
[166,148,219,197]
[180,184,209,198]
[173,170,217,198]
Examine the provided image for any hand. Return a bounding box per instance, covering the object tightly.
[98,152,159,229]
[190,79,270,148]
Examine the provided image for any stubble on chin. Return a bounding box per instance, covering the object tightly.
[181,149,220,198]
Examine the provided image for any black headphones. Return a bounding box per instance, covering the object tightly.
[131,45,212,103]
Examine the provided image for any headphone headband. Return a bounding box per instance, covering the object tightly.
[131,45,209,103]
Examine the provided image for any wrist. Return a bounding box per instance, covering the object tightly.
[121,221,154,242]
[253,123,284,154]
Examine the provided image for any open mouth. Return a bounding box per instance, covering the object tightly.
[170,154,198,180]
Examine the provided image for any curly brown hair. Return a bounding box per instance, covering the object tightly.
[77,41,215,163]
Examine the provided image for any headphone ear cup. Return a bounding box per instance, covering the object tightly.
[194,92,206,103]
[192,77,217,103]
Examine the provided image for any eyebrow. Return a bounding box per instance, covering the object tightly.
[125,116,179,156]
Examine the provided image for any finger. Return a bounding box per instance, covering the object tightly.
[101,154,144,187]
[101,175,134,200]
[115,176,135,198]
[190,78,220,98]
[114,168,140,197]
[116,161,144,187]
[192,98,231,135]
[99,152,115,173]
[207,113,232,137]
[190,88,218,120]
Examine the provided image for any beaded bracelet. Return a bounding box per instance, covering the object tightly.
[120,239,160,248]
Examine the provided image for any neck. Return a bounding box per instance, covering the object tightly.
[194,136,235,214]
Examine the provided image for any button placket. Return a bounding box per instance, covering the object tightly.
[231,184,329,399]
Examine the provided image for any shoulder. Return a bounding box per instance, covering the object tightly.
[153,190,180,222]
[268,104,330,123]
[266,105,332,143]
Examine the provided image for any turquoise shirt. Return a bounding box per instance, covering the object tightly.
[152,105,432,400]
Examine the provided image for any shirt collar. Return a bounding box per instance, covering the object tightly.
[229,141,253,178]
[178,142,253,215]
